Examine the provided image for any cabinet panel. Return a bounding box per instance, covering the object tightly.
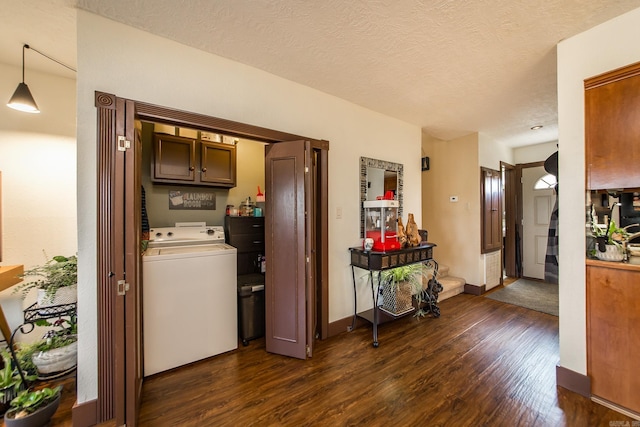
[201,142,236,187]
[587,264,640,413]
[153,134,196,181]
[152,133,236,188]
[585,62,640,189]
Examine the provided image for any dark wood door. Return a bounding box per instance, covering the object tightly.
[265,140,314,359]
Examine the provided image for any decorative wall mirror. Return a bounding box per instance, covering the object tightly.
[360,157,403,237]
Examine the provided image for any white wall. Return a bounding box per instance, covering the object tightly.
[478,132,513,169]
[557,6,640,375]
[422,132,483,285]
[77,11,422,403]
[513,141,557,165]
[0,63,77,334]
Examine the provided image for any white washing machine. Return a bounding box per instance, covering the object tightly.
[142,223,237,376]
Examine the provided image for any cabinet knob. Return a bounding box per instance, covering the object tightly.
[189,166,195,171]
[202,167,207,172]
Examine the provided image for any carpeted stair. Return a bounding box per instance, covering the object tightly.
[425,264,466,302]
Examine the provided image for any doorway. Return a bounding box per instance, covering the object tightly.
[521,164,555,280]
[94,92,329,425]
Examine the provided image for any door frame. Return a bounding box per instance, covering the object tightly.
[94,92,329,424]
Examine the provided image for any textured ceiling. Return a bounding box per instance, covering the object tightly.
[4,0,640,147]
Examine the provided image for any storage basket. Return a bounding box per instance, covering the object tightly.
[381,280,413,315]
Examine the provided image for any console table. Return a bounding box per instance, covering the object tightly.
[349,244,440,347]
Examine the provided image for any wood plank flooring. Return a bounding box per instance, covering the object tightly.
[40,294,634,426]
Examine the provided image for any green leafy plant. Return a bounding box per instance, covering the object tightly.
[6,386,61,419]
[0,350,32,401]
[591,219,629,246]
[13,254,77,302]
[381,264,432,317]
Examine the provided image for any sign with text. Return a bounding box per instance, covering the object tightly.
[168,191,216,210]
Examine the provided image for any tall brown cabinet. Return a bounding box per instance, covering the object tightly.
[585,61,640,415]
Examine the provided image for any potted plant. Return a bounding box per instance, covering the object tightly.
[13,254,77,309]
[4,386,62,427]
[16,318,78,380]
[380,263,429,316]
[0,351,34,415]
[591,219,628,261]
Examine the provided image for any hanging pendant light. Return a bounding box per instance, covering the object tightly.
[7,44,76,114]
[7,44,39,113]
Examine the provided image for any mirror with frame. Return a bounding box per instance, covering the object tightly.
[360,157,403,238]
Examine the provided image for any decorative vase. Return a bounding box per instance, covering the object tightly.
[595,244,624,262]
[4,394,60,427]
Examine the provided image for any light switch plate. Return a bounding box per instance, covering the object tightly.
[450,196,459,202]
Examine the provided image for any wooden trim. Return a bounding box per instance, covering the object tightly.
[586,258,640,272]
[317,148,329,339]
[585,60,640,90]
[95,91,117,422]
[556,365,591,398]
[72,399,98,427]
[464,284,486,295]
[135,101,318,144]
[518,161,545,169]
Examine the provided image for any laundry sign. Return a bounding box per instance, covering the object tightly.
[168,191,216,210]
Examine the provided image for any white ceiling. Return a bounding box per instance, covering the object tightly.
[3,0,640,147]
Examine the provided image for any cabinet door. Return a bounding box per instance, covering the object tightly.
[587,265,640,413]
[153,134,196,182]
[585,63,640,189]
[201,141,236,187]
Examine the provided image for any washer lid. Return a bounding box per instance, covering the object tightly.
[145,244,235,256]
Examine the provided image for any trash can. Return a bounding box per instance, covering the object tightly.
[237,274,265,346]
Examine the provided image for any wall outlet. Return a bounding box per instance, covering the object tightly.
[450,196,459,202]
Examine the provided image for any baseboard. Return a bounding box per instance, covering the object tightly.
[72,398,97,427]
[556,365,591,397]
[591,396,640,421]
[328,315,371,337]
[464,283,486,296]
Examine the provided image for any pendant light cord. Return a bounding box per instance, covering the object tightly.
[23,43,77,73]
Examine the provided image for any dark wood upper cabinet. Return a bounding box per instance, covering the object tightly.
[481,167,502,254]
[585,61,640,190]
[201,141,236,186]
[152,133,236,188]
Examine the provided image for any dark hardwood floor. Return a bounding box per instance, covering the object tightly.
[41,293,633,426]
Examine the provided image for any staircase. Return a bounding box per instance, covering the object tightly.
[425,263,466,302]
